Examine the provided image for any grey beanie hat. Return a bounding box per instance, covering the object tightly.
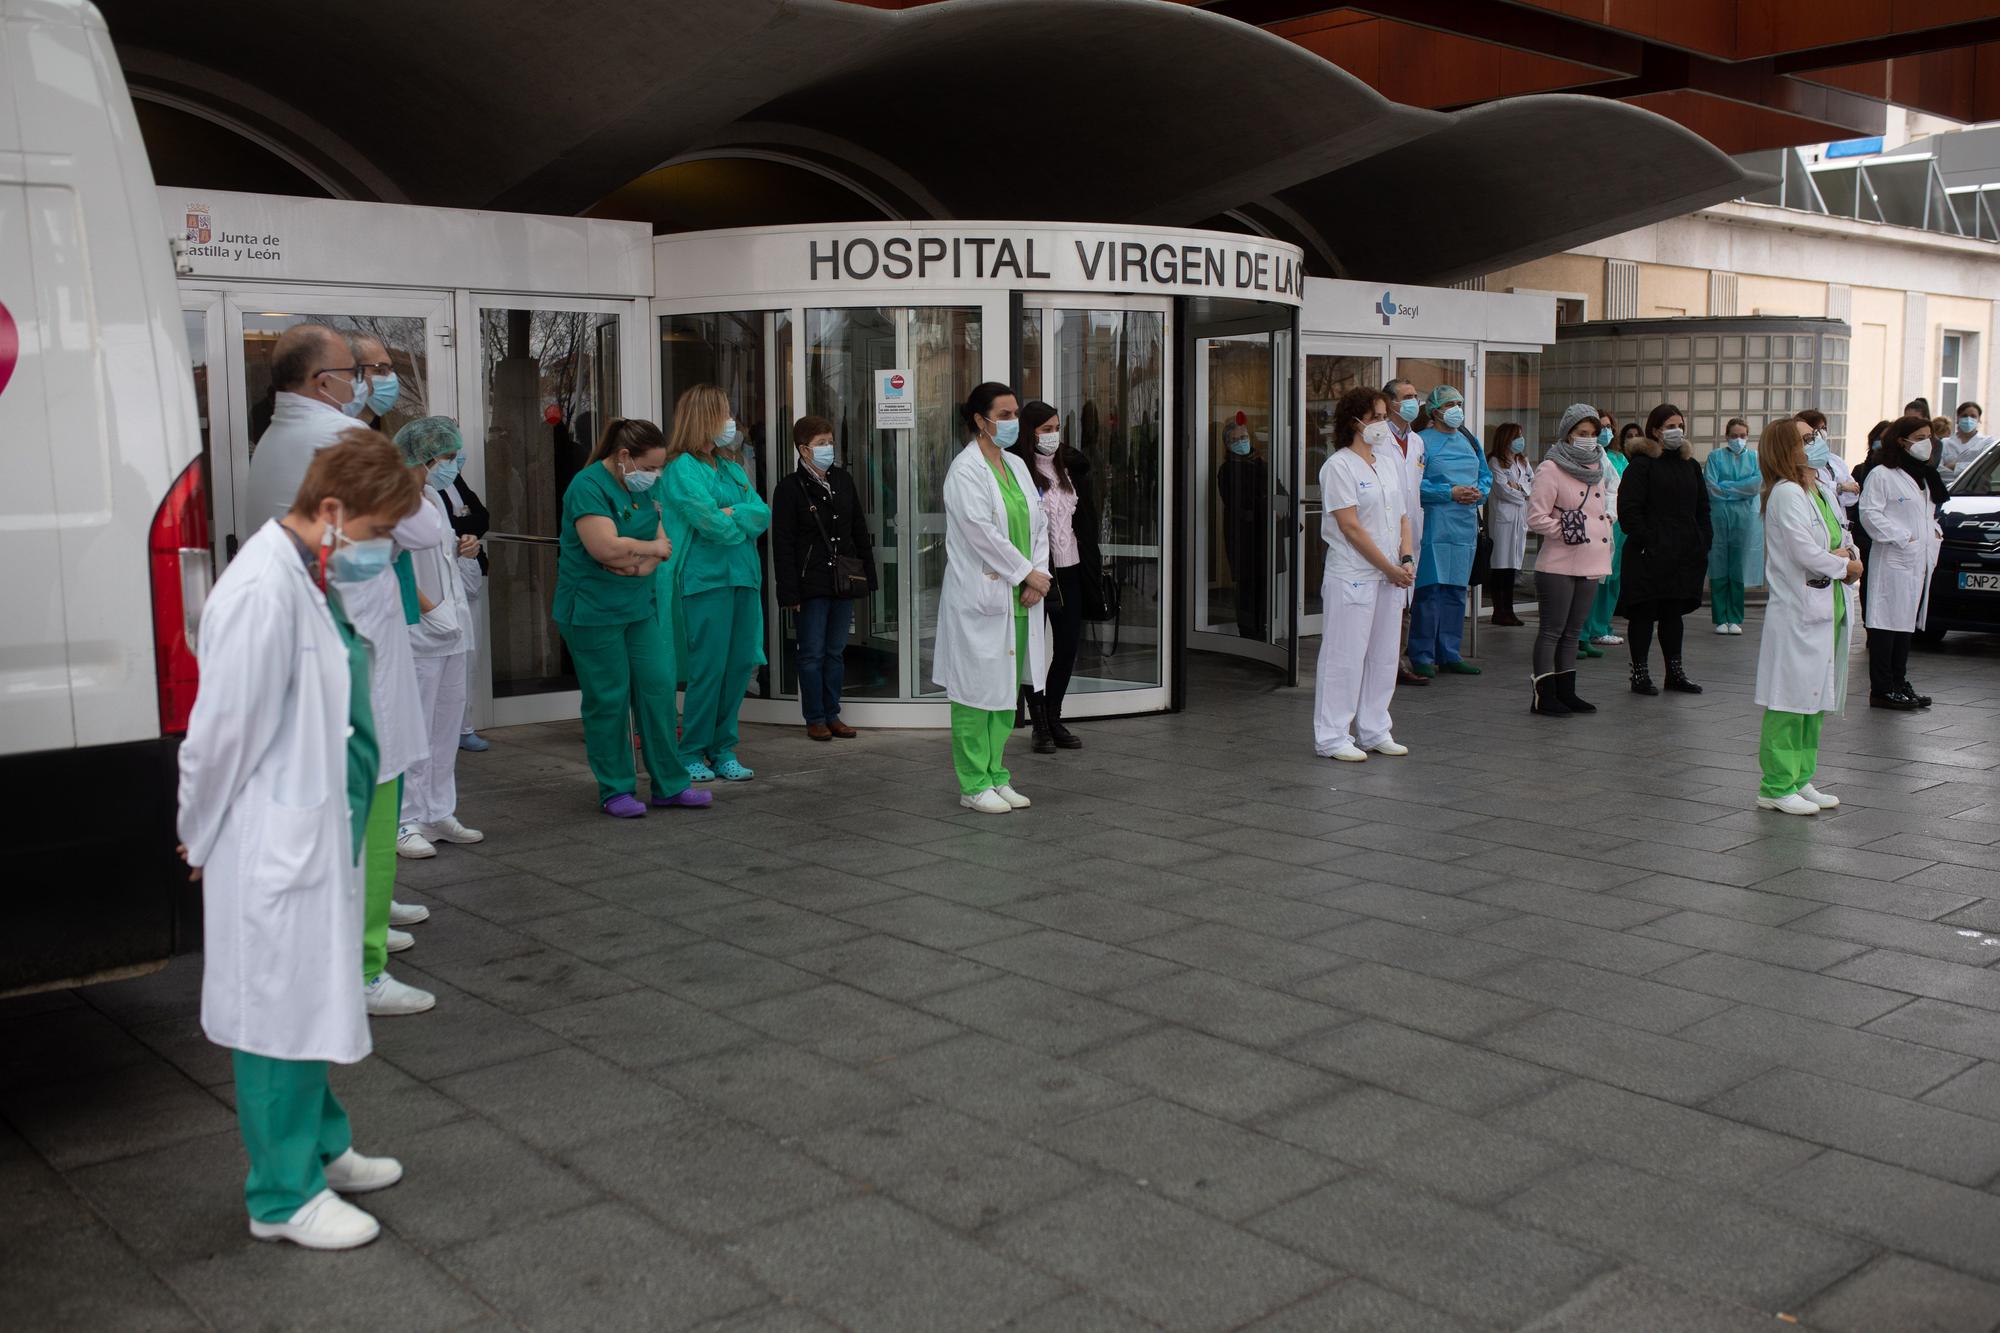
[1555,402,1600,444]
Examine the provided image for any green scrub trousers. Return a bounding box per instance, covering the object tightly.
[1758,489,1845,800]
[559,617,689,805]
[233,1051,353,1222]
[360,777,398,983]
[680,585,762,765]
[951,619,1029,796]
[1711,576,1746,628]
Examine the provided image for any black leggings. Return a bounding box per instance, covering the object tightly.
[1627,610,1685,667]
[1041,564,1085,716]
[1867,628,1912,696]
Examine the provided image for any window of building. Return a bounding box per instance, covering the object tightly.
[1941,331,1978,413]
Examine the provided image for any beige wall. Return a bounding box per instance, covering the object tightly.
[1849,286,1904,457]
[1925,294,1994,415]
[1737,275,1827,318]
[1489,254,1605,315]
[1638,264,1709,318]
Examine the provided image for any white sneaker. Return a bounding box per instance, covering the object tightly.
[419,816,484,845]
[1366,739,1410,757]
[1756,792,1820,816]
[364,971,436,1015]
[1590,634,1624,646]
[321,1148,403,1194]
[1729,623,1745,635]
[389,900,429,927]
[994,784,1032,809]
[395,825,435,859]
[960,788,1012,815]
[1324,744,1368,762]
[1714,623,1732,635]
[385,928,415,954]
[248,1188,380,1250]
[1798,783,1840,809]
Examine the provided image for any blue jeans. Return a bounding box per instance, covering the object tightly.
[1409,583,1467,666]
[796,597,853,725]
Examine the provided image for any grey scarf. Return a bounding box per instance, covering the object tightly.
[1548,438,1604,485]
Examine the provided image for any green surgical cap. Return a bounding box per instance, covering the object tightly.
[393,415,462,466]
[1425,384,1464,411]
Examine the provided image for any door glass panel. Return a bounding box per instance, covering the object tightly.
[1303,352,1384,623]
[1270,325,1295,657]
[909,308,985,699]
[1483,350,1543,459]
[1396,353,1469,432]
[662,310,790,499]
[481,307,621,699]
[241,312,429,450]
[1203,336,1279,642]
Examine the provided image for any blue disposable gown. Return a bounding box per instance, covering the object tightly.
[1704,445,1765,585]
[1416,427,1492,588]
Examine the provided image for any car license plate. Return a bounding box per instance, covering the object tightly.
[1960,572,2000,592]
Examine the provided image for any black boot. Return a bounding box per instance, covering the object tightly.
[1557,670,1596,713]
[1047,698,1082,749]
[1899,680,1933,708]
[1532,673,1573,716]
[1630,663,1659,696]
[1028,691,1055,754]
[1492,580,1524,627]
[1664,659,1703,694]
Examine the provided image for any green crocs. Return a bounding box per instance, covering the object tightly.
[1440,660,1482,675]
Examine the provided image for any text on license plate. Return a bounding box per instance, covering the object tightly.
[1960,572,2000,591]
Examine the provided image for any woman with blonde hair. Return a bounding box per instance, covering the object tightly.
[1753,416,1860,815]
[663,385,770,782]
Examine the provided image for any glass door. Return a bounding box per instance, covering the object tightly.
[179,292,229,565]
[1190,329,1296,673]
[1394,342,1476,437]
[1302,339,1388,637]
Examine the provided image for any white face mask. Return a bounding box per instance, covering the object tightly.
[1661,426,1686,446]
[1570,434,1601,453]
[621,458,660,491]
[1909,437,1934,463]
[1360,419,1396,450]
[1034,431,1061,456]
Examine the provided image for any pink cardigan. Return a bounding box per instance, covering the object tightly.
[1527,459,1614,578]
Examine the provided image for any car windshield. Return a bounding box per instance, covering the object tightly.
[1950,443,2000,497]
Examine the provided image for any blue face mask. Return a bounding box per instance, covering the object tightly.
[1961,416,1982,435]
[1439,405,1465,431]
[429,455,461,489]
[1228,437,1251,456]
[810,444,835,469]
[989,417,1021,447]
[331,374,368,419]
[1805,439,1831,468]
[1597,427,1614,447]
[714,419,739,450]
[1509,439,1525,455]
[1726,436,1747,453]
[329,536,393,584]
[367,372,401,416]
[1396,397,1420,424]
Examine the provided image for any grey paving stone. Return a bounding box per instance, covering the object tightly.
[439,1200,765,1332]
[1790,904,2000,966]
[1483,1009,1772,1104]
[1195,824,1357,866]
[0,1222,205,1332]
[565,1117,854,1238]
[0,1123,97,1238]
[1710,1067,2000,1185]
[436,1045,695,1152]
[0,1004,159,1092]
[784,833,949,877]
[529,987,760,1069]
[1108,969,1351,1049]
[1039,1096,1341,1220]
[1134,884,1359,941]
[409,946,640,1016]
[362,1116,602,1249]
[733,1195,1062,1332]
[787,932,1002,1000]
[1478,956,1733,1034]
[1760,1151,2000,1283]
[993,1183,1335,1333]
[1631,910,1871,970]
[655,1041,907,1137]
[1649,952,1910,1026]
[1166,852,1355,901]
[1828,948,2000,1012]
[725,981,961,1065]
[1491,1080,1818,1189]
[998,889,1191,945]
[1262,1085,1572,1205]
[729,863,913,915]
[1751,868,1980,922]
[1609,874,1820,926]
[1248,1172,1605,1329]
[1516,1267,1788,1333]
[1080,1026,1343,1122]
[418,870,599,923]
[1869,997,2000,1062]
[678,899,874,958]
[481,840,660,887]
[1309,917,1528,980]
[1464,914,1699,976]
[515,904,703,962]
[1800,1253,2000,1333]
[837,894,1040,950]
[803,1103,1086,1232]
[962,929,1183,995]
[612,940,822,1010]
[175,1229,496,1332]
[1289,960,1543,1040]
[66,1129,258,1264]
[873,1033,1140,1131]
[0,1061,235,1171]
[126,1011,234,1089]
[693,1307,843,1333]
[1314,848,1504,894]
[1466,881,1675,930]
[1132,921,1346,988]
[1287,1018,1564,1114]
[1923,1061,2000,1122]
[1680,1003,1973,1097]
[918,975,1153,1057]
[1314,881,1517,932]
[1499,1160,1871,1309]
[1240,1280,1472,1332]
[586,867,756,918]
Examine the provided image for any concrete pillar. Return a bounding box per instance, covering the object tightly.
[1902,291,1930,408]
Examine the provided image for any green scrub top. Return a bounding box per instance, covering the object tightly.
[1811,487,1847,636]
[392,551,421,625]
[988,456,1032,622]
[325,588,379,864]
[554,463,662,627]
[664,454,769,596]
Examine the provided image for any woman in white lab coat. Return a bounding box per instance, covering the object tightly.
[1858,415,1944,711]
[177,432,422,1249]
[393,418,483,847]
[1753,418,1862,815]
[1483,423,1532,626]
[932,382,1052,814]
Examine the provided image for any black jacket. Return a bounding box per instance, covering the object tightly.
[448,476,490,575]
[772,464,878,605]
[1013,444,1111,620]
[1615,445,1712,616]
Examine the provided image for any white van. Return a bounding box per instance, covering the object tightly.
[1,0,208,992]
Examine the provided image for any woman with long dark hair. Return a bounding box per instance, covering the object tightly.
[1009,401,1107,752]
[1617,402,1711,695]
[1859,416,1944,710]
[1484,422,1530,627]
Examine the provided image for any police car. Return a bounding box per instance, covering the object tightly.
[1927,442,2000,644]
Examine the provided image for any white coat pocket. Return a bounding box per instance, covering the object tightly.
[974,573,1014,617]
[244,798,334,898]
[1796,584,1835,626]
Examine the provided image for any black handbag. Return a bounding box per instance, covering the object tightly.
[1082,566,1118,623]
[804,493,869,599]
[1471,514,1493,585]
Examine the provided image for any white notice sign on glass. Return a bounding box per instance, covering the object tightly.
[875,368,915,429]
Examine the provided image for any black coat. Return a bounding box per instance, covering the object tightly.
[1615,446,1712,616]
[448,476,490,575]
[772,464,878,605]
[1014,445,1112,620]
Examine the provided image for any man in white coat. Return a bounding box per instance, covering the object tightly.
[179,433,419,1248]
[1384,379,1429,686]
[245,324,443,1017]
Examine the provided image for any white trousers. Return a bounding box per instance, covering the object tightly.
[404,652,467,826]
[459,561,482,735]
[1314,575,1402,754]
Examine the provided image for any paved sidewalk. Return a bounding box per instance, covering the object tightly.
[7,617,2000,1332]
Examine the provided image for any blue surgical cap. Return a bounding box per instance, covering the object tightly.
[393,415,462,467]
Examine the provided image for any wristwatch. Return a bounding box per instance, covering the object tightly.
[1399,554,1414,565]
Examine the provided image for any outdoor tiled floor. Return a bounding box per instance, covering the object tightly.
[7,616,2000,1331]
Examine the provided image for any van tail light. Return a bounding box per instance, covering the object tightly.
[149,456,212,735]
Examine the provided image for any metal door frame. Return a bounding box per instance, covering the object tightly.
[1188,330,1293,673]
[1300,335,1392,638]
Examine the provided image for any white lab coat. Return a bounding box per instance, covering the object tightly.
[1813,454,1859,512]
[1940,433,1994,486]
[178,521,370,1065]
[1859,464,1942,632]
[244,392,357,525]
[1488,457,1531,569]
[1392,426,1426,607]
[932,443,1051,710]
[1755,480,1857,717]
[407,488,469,658]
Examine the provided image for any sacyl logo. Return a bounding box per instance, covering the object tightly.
[1376,290,1419,325]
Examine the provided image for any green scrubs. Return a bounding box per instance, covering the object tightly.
[1582,450,1629,642]
[951,458,1033,797]
[664,454,769,766]
[1758,489,1845,800]
[363,560,422,981]
[231,583,374,1223]
[554,463,689,805]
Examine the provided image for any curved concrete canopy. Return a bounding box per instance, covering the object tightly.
[97,0,1759,283]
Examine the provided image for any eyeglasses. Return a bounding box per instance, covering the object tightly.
[314,365,362,381]
[356,360,392,375]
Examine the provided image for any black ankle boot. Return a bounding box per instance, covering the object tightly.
[1557,670,1595,713]
[1630,663,1659,696]
[1532,673,1572,716]
[1664,659,1703,694]
[1028,692,1055,753]
[1899,680,1933,708]
[1048,702,1082,749]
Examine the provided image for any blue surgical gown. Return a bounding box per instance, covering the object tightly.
[1416,427,1492,588]
[1704,445,1765,585]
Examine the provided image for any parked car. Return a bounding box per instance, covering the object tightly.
[1926,442,2000,645]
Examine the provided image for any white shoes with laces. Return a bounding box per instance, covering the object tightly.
[1366,738,1410,757]
[248,1188,380,1250]
[1757,792,1820,816]
[322,1148,403,1194]
[960,788,1012,815]
[1797,783,1839,809]
[1324,744,1368,762]
[364,971,436,1015]
[994,784,1031,809]
[418,816,484,845]
[385,928,414,954]
[389,900,429,926]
